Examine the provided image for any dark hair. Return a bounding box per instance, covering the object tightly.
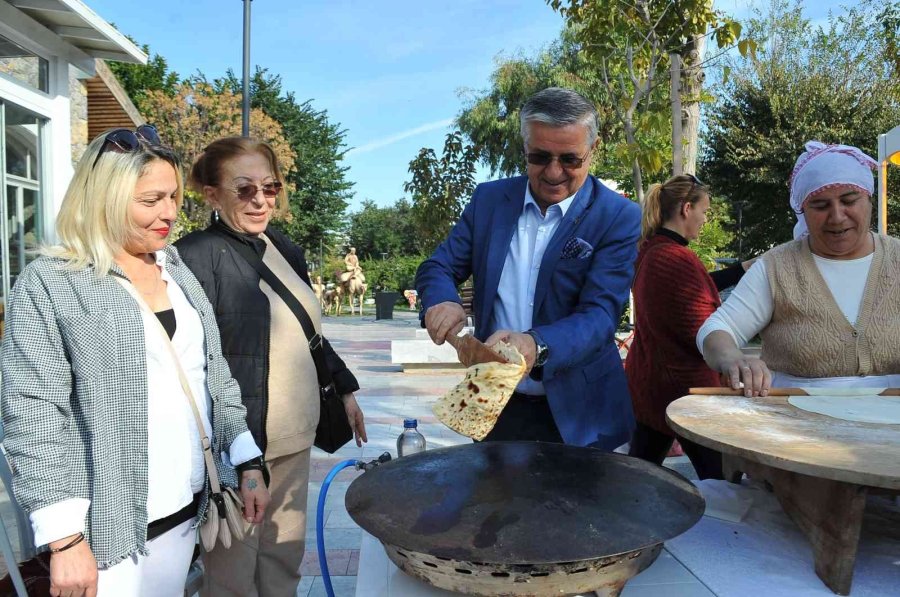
[641,174,708,241]
[189,137,288,214]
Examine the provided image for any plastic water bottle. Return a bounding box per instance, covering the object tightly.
[397,419,426,457]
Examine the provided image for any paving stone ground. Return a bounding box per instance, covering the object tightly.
[0,307,697,596]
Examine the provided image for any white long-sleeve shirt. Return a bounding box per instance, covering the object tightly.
[697,253,900,388]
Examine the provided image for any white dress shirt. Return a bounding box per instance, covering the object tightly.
[697,253,900,388]
[30,251,260,546]
[490,185,576,395]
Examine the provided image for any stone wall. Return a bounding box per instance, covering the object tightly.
[69,66,88,165]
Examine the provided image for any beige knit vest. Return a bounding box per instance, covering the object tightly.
[760,234,900,378]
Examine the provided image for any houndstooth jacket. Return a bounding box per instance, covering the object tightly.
[0,245,250,567]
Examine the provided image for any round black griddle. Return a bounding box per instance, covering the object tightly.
[345,442,704,564]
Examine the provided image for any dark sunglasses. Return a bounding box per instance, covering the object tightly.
[686,173,704,194]
[229,181,284,201]
[525,149,591,170]
[92,125,162,169]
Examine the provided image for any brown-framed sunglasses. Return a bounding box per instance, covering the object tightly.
[227,182,284,201]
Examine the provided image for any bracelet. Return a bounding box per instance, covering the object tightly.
[236,457,265,474]
[50,532,85,553]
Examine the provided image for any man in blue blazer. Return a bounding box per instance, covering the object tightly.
[416,87,641,450]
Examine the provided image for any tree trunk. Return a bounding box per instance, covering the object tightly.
[681,32,707,175]
[670,53,683,176]
[624,116,645,204]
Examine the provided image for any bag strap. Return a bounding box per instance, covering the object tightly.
[114,276,224,495]
[208,228,334,391]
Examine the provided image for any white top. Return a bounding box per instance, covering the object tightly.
[696,253,900,388]
[30,252,260,546]
[490,185,576,395]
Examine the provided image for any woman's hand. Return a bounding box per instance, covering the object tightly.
[49,535,97,597]
[240,470,270,524]
[703,330,772,397]
[719,354,772,397]
[342,393,368,447]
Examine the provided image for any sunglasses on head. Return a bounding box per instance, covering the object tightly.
[525,150,591,170]
[92,125,162,169]
[229,181,284,201]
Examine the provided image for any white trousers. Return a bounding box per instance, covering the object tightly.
[97,518,196,597]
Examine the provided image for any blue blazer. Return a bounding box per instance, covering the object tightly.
[416,175,641,449]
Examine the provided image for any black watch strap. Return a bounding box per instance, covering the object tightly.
[525,330,549,367]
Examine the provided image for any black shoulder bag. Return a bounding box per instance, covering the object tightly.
[216,235,354,453]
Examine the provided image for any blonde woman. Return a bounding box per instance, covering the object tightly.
[625,174,751,479]
[0,127,268,596]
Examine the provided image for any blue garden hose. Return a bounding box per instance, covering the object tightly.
[316,453,391,597]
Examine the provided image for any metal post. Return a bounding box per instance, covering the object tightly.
[241,0,252,137]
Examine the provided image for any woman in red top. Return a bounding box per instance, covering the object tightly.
[625,174,749,479]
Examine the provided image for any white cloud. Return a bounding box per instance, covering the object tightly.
[345,118,455,157]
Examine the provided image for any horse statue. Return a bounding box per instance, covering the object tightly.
[335,269,367,316]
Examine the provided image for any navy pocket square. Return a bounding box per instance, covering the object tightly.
[561,237,594,260]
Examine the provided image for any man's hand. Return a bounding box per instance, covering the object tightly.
[49,535,97,597]
[485,330,537,372]
[424,302,466,345]
[240,469,270,524]
[342,393,368,447]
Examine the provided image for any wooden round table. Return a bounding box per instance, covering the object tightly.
[667,394,900,595]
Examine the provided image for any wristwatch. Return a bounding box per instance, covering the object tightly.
[525,330,549,367]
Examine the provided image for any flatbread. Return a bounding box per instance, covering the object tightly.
[433,342,526,440]
[803,387,888,396]
[788,395,900,424]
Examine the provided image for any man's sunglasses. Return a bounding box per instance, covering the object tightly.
[228,182,284,201]
[525,149,591,170]
[92,125,162,168]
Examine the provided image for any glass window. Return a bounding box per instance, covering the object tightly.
[0,34,49,93]
[1,101,45,338]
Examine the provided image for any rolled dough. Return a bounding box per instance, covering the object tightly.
[788,394,900,424]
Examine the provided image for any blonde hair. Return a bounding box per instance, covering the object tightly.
[641,174,708,241]
[189,137,289,217]
[45,131,183,275]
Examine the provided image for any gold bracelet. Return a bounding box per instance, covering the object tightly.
[50,532,85,553]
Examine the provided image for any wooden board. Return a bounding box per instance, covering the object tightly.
[666,394,900,490]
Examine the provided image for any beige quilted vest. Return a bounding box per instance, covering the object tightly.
[760,234,900,378]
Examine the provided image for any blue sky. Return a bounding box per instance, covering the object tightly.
[85,0,848,212]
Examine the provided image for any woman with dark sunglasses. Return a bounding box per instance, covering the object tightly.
[175,137,367,596]
[624,174,753,479]
[0,129,268,596]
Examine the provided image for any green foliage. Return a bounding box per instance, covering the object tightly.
[105,39,179,111]
[457,28,632,188]
[347,199,419,260]
[404,131,478,254]
[690,197,735,268]
[547,0,744,200]
[358,255,427,293]
[207,69,354,252]
[702,0,900,255]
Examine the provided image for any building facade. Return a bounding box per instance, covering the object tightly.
[0,0,145,331]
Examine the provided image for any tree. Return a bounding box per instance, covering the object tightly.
[457,28,631,189]
[702,0,900,255]
[348,199,419,260]
[548,0,745,202]
[105,40,179,111]
[139,80,295,233]
[212,69,354,251]
[404,131,478,254]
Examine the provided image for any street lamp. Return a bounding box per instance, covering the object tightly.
[876,125,900,235]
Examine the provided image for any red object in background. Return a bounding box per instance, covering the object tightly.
[667,440,685,457]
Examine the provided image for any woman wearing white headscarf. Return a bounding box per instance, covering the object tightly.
[697,141,900,396]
